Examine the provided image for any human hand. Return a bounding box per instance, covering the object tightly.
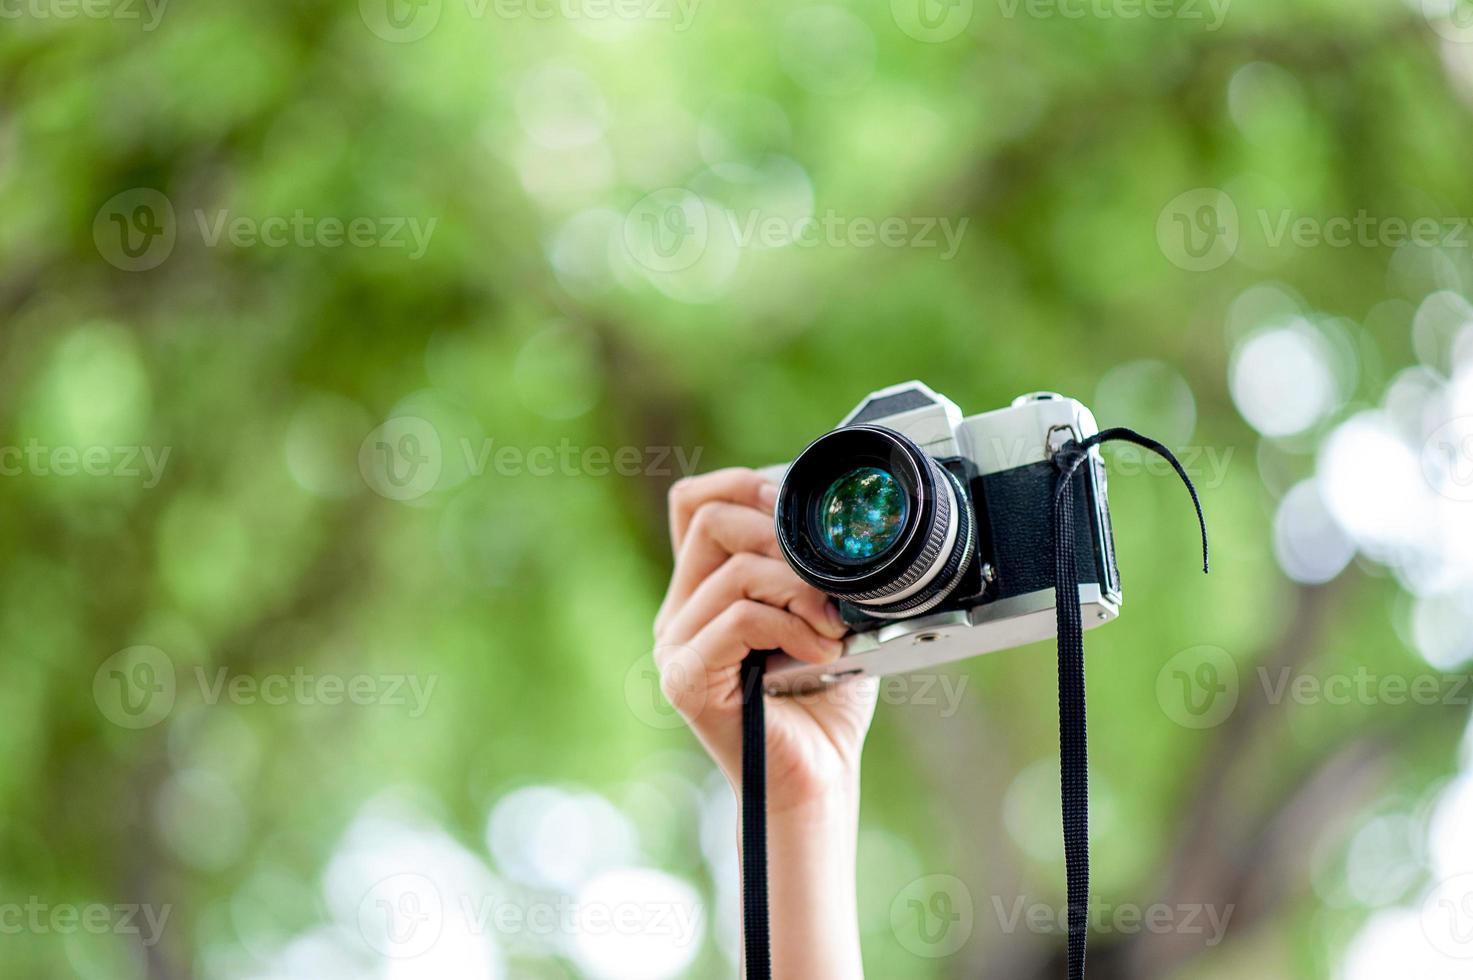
[653,467,879,815]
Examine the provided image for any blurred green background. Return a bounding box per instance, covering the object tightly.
[4,0,1473,977]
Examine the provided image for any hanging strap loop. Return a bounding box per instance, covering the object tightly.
[1050,426,1208,980]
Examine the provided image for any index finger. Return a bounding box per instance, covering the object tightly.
[667,467,778,553]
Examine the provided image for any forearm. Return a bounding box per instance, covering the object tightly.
[738,778,865,979]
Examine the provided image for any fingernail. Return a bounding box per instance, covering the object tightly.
[822,636,845,661]
[759,483,778,510]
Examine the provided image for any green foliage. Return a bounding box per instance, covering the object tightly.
[2,0,1470,977]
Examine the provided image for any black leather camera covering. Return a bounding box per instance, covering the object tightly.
[977,459,1117,602]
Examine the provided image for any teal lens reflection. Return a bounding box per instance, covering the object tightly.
[817,466,908,561]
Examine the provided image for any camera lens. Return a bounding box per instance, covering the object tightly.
[775,425,975,619]
[816,466,908,562]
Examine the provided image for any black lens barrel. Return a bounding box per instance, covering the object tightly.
[775,425,976,618]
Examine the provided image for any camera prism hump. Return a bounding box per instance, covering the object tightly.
[761,381,1121,695]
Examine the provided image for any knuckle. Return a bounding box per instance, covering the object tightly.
[726,598,766,632]
[724,551,763,581]
[687,501,723,538]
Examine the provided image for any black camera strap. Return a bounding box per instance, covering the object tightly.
[739,651,772,980]
[1050,428,1208,979]
[737,426,1207,980]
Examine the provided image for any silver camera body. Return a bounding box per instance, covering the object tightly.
[760,381,1121,695]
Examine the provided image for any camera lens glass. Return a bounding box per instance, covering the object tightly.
[816,466,908,562]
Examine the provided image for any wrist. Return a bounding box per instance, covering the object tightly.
[755,770,865,978]
[725,760,861,825]
[767,770,860,827]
